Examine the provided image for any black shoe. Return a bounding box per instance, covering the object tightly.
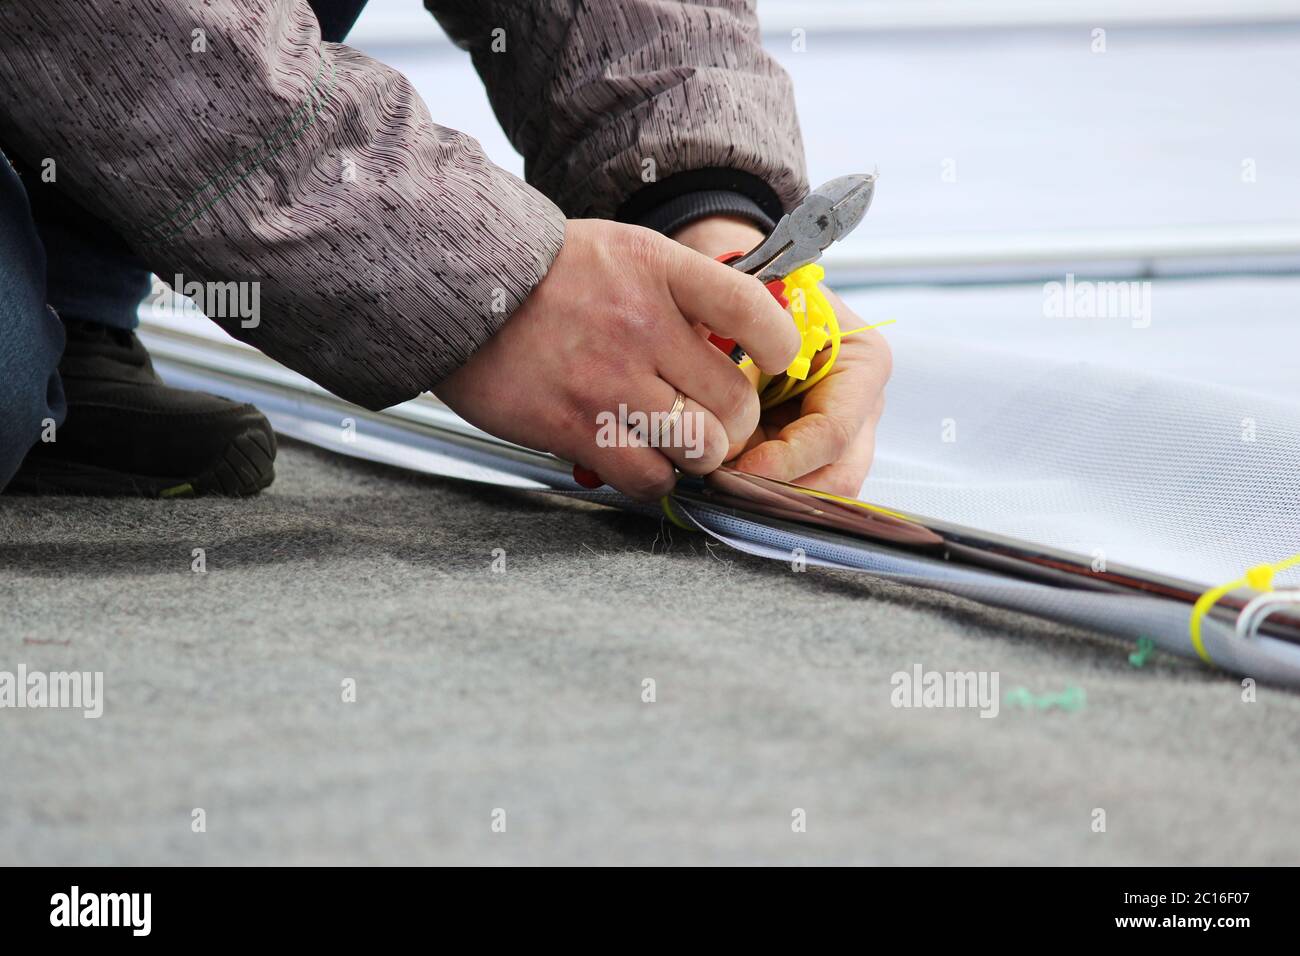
[7,320,276,497]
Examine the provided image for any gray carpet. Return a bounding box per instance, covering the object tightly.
[2,440,1297,865]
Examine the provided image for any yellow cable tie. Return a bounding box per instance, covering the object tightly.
[659,495,693,531]
[840,319,897,337]
[784,484,911,521]
[743,266,893,410]
[1189,553,1300,664]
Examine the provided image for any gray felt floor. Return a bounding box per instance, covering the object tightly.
[1,440,1297,865]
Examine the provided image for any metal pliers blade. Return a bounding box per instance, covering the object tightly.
[729,173,876,282]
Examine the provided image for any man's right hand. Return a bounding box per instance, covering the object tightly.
[434,218,800,500]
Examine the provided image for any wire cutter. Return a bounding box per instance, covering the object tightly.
[707,172,876,359]
[724,172,876,281]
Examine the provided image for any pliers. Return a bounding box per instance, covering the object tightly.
[708,172,876,359]
[722,172,877,282]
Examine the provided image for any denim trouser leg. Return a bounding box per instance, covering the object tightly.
[0,154,66,490]
[18,153,153,331]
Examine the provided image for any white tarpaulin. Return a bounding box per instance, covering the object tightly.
[844,278,1300,590]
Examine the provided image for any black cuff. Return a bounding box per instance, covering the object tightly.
[635,190,774,237]
[617,168,785,236]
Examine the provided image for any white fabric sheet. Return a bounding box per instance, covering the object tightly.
[845,277,1300,588]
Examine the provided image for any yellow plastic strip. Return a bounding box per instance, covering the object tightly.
[840,319,897,336]
[759,266,837,410]
[659,495,693,531]
[1189,554,1300,663]
[782,484,911,521]
[771,301,841,405]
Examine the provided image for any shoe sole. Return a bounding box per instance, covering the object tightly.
[5,428,276,498]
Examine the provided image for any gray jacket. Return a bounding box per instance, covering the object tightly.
[0,1,806,409]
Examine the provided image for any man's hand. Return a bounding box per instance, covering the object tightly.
[672,215,892,497]
[434,219,800,501]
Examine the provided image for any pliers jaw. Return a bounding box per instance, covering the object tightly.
[728,172,876,283]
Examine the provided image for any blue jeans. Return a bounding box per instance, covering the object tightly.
[0,0,369,489]
[0,153,66,488]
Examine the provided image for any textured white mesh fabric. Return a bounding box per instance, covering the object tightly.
[844,279,1300,590]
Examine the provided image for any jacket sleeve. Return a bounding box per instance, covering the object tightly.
[0,0,565,410]
[424,0,809,225]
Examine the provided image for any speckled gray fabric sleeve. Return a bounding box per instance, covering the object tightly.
[425,0,809,218]
[0,0,566,410]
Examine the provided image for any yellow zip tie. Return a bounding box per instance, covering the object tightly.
[663,479,904,531]
[781,484,911,521]
[757,265,835,407]
[659,495,693,531]
[773,302,840,406]
[1189,553,1300,663]
[734,320,892,374]
[840,319,897,337]
[746,267,896,410]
